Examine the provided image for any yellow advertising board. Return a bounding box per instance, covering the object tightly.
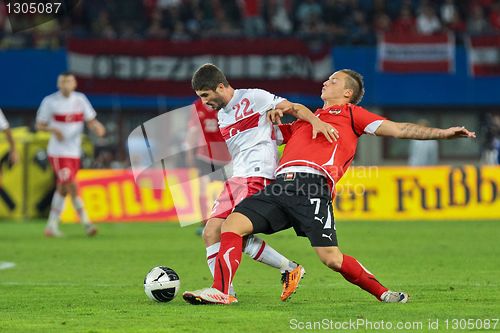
[60,169,204,223]
[61,165,499,223]
[334,165,499,220]
[0,127,94,219]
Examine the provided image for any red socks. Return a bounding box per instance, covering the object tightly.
[339,254,388,300]
[212,232,243,294]
[211,236,387,300]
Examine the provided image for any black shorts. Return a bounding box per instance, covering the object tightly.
[233,172,338,247]
[195,157,226,181]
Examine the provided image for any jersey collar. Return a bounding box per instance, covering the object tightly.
[317,103,350,114]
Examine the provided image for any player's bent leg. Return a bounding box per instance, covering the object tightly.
[314,246,408,303]
[220,212,254,236]
[206,213,251,296]
[184,226,245,305]
[202,218,238,294]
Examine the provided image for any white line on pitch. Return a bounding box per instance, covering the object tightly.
[0,262,16,270]
[0,281,136,287]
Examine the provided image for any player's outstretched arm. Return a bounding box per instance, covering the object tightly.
[269,101,339,142]
[87,119,106,137]
[375,120,476,140]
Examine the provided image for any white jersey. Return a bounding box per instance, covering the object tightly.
[218,89,285,178]
[0,109,9,130]
[36,91,96,158]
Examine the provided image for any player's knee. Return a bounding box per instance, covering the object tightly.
[317,249,343,271]
[68,182,78,197]
[202,219,222,244]
[57,184,68,196]
[323,256,343,271]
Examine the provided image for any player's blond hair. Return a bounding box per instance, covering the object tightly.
[340,69,365,105]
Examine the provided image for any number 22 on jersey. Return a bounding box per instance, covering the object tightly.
[233,98,254,121]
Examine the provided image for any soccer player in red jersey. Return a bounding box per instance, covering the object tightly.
[36,72,106,237]
[183,69,476,304]
[185,99,232,228]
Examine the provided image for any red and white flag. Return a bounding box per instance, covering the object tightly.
[467,35,500,76]
[67,38,332,96]
[378,33,455,73]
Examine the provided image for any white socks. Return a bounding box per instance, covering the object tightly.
[47,191,65,230]
[205,235,298,290]
[72,196,91,226]
[205,243,220,277]
[243,235,297,273]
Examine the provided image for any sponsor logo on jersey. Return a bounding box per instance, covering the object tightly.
[329,109,341,115]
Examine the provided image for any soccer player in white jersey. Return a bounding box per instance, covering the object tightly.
[190,64,338,301]
[36,72,106,237]
[0,108,18,165]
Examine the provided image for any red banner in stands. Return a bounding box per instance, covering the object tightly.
[377,33,455,73]
[467,35,500,76]
[67,38,332,96]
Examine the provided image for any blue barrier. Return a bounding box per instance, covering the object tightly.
[0,47,498,108]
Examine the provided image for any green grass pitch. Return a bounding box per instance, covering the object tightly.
[0,220,499,332]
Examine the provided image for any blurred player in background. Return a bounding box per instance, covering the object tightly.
[36,72,106,237]
[0,108,19,213]
[191,63,338,301]
[185,99,231,234]
[183,69,476,305]
[0,108,18,165]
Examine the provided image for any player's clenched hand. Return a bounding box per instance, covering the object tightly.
[311,118,339,143]
[442,126,476,139]
[267,108,285,124]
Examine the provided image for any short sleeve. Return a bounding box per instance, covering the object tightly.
[252,89,285,115]
[276,123,293,144]
[0,109,9,130]
[80,94,97,121]
[36,97,52,123]
[353,106,387,136]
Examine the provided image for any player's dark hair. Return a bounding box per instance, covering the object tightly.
[340,69,365,104]
[191,64,229,91]
[59,71,75,77]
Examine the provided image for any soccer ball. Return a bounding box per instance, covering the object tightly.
[144,266,180,302]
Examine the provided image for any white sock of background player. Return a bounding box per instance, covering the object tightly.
[46,191,65,231]
[72,196,91,226]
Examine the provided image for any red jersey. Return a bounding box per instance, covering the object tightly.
[277,104,385,186]
[189,99,231,164]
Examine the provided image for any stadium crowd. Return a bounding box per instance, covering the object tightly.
[1,0,500,48]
